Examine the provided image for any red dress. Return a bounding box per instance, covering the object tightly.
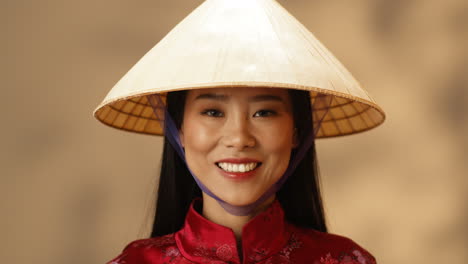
[107,199,377,264]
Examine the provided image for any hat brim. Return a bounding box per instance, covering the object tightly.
[94,83,385,138]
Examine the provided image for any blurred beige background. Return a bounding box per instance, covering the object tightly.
[2,0,467,263]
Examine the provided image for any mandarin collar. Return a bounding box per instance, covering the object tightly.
[175,198,290,264]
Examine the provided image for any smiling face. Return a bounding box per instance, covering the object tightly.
[179,87,297,206]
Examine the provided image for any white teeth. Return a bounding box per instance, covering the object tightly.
[239,164,245,172]
[217,162,259,172]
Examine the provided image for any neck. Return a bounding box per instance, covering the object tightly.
[201,194,276,241]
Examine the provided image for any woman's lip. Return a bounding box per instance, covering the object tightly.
[215,158,262,163]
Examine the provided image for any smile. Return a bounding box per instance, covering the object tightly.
[216,162,261,172]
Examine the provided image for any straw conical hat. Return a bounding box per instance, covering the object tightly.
[94,0,385,138]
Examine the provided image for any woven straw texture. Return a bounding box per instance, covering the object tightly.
[94,0,385,138]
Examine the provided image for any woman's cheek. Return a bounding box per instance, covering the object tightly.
[262,124,295,150]
[185,123,218,154]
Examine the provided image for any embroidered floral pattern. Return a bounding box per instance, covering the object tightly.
[278,233,302,259]
[191,241,237,263]
[216,244,234,261]
[163,246,182,262]
[108,234,187,264]
[248,248,270,262]
[260,233,303,264]
[264,255,290,264]
[130,234,176,249]
[319,249,376,264]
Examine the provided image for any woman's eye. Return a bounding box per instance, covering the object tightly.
[201,109,224,117]
[253,110,277,117]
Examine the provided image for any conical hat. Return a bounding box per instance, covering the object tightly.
[93,0,385,138]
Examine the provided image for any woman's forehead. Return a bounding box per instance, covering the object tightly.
[186,87,290,98]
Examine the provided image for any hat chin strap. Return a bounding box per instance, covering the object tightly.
[148,94,325,216]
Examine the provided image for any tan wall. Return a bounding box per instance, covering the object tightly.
[3,0,467,263]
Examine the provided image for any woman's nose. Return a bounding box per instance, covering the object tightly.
[221,116,256,150]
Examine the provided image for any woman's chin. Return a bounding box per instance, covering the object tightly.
[223,198,256,207]
[215,192,264,207]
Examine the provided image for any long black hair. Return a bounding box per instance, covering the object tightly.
[150,89,327,237]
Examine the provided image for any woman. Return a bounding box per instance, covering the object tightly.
[94,0,385,263]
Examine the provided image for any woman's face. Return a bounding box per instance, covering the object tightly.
[180,87,297,206]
